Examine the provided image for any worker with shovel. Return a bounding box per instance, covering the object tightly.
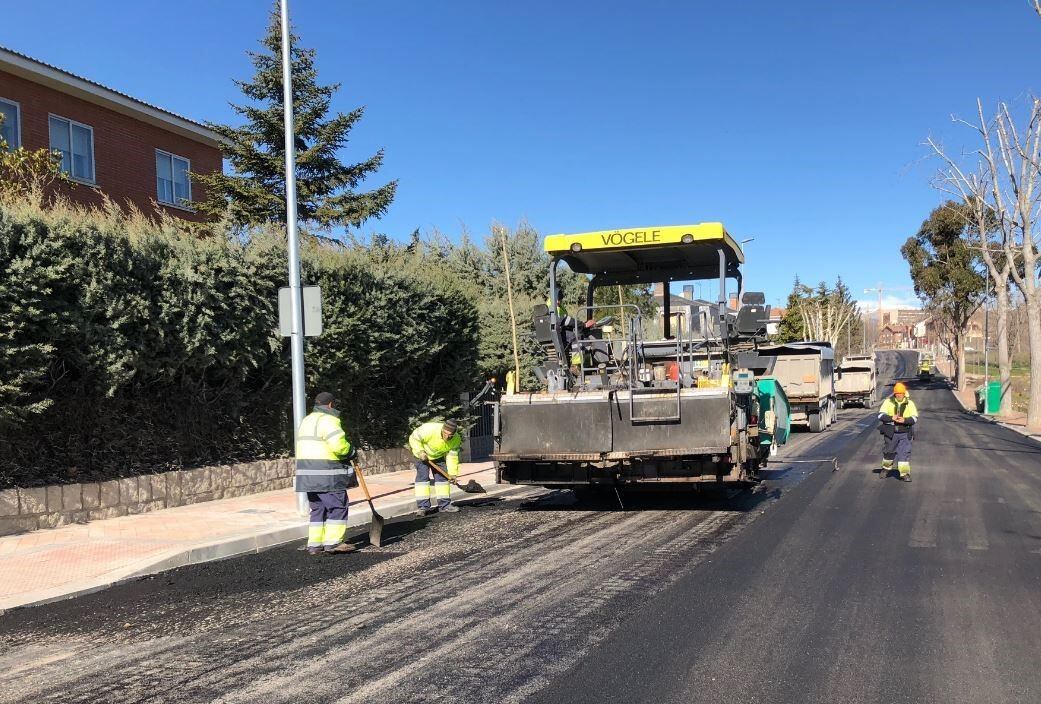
[409,420,463,513]
[295,391,358,554]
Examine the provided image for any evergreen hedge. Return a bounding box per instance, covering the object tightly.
[0,202,478,488]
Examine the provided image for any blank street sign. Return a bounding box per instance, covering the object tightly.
[278,285,322,337]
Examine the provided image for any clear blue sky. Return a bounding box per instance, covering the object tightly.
[4,1,1039,309]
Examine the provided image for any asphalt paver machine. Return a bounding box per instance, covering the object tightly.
[492,222,787,493]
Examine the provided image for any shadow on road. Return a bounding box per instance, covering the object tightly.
[517,484,783,514]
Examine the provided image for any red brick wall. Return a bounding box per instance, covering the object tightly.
[0,69,221,222]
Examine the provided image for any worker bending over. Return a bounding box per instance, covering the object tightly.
[295,391,358,554]
[877,382,918,482]
[410,420,463,513]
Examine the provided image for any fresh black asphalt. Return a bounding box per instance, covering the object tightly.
[531,350,1041,704]
[2,351,1037,703]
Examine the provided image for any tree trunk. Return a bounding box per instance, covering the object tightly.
[1024,289,1041,430]
[955,330,967,392]
[995,282,1013,417]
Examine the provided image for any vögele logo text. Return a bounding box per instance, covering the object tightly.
[599,230,662,246]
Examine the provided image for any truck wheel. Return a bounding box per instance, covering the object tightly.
[808,412,823,433]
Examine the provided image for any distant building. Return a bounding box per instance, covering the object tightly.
[882,309,928,327]
[0,46,223,221]
[767,306,785,338]
[912,309,987,351]
[652,283,722,338]
[878,323,912,348]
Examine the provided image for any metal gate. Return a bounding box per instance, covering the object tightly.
[460,389,497,462]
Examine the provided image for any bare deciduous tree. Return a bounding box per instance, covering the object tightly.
[925,139,1016,415]
[986,99,1041,428]
[794,282,861,349]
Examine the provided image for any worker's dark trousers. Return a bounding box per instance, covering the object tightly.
[414,459,451,510]
[882,432,913,477]
[307,490,348,548]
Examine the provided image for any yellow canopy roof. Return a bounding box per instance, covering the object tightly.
[544,222,744,284]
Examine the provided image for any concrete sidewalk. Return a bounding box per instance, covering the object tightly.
[951,379,1041,443]
[0,462,506,614]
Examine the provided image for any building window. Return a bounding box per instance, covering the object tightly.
[0,98,19,149]
[48,115,95,182]
[155,150,191,207]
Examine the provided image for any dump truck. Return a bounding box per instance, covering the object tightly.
[491,222,789,493]
[835,354,876,408]
[739,342,836,432]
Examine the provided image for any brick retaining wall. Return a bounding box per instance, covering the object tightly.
[0,448,414,536]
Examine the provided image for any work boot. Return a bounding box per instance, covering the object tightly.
[307,547,322,556]
[439,505,460,513]
[323,543,357,554]
[900,474,912,483]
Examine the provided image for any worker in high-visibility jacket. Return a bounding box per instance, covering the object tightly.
[877,382,919,482]
[409,419,463,513]
[548,289,568,319]
[295,391,357,554]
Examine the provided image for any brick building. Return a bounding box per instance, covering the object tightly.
[882,309,929,327]
[878,323,911,348]
[0,46,222,221]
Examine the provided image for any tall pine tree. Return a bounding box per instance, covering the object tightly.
[196,5,396,230]
[776,276,810,342]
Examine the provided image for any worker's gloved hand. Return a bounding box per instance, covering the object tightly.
[345,445,358,462]
[416,452,428,462]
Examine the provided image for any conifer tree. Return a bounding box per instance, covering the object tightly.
[776,276,810,342]
[196,5,396,229]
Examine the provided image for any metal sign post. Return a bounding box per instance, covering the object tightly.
[280,0,309,516]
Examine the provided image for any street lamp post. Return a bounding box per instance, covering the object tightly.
[737,238,754,303]
[863,286,882,349]
[280,0,308,515]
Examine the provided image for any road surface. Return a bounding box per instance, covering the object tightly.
[2,351,1039,704]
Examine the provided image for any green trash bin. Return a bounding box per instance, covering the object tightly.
[985,380,1001,415]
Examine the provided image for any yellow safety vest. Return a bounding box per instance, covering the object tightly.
[295,408,353,492]
[878,395,919,431]
[408,421,462,477]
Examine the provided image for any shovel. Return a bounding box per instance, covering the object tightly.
[424,459,486,494]
[351,462,385,547]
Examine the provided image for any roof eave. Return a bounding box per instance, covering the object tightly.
[0,48,224,149]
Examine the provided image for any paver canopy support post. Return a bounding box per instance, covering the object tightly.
[281,0,309,515]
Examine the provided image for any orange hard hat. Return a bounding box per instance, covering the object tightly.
[893,382,907,394]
